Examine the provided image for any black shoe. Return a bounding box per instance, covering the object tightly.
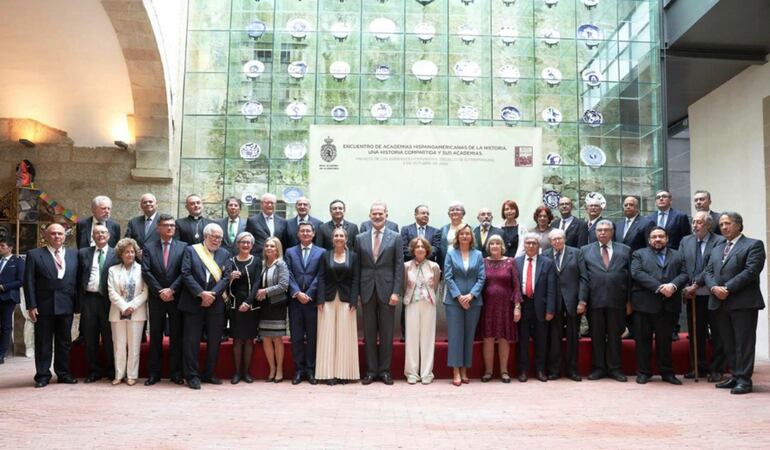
[587,370,606,380]
[707,372,724,383]
[274,376,284,383]
[243,374,254,383]
[609,371,627,382]
[34,379,50,388]
[536,371,548,382]
[72,335,85,346]
[716,377,737,389]
[636,374,650,384]
[381,374,394,385]
[292,373,303,385]
[0,357,4,364]
[170,376,185,385]
[84,374,102,384]
[202,376,223,385]
[188,378,201,390]
[308,374,317,385]
[731,383,753,395]
[517,372,528,382]
[567,372,582,382]
[57,376,78,384]
[481,373,493,383]
[144,376,159,386]
[684,371,696,379]
[231,374,241,385]
[661,374,682,385]
[671,332,680,341]
[361,375,375,385]
[547,373,560,381]
[326,379,337,386]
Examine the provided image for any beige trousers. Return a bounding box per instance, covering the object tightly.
[404,300,436,382]
[111,320,145,380]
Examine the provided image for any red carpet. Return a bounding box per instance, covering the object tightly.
[70,335,706,379]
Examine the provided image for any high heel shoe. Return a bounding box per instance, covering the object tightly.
[126,379,137,386]
[452,378,462,387]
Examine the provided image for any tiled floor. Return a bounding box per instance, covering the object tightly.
[1,355,768,449]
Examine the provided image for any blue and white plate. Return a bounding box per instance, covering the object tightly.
[246,20,267,39]
[545,153,562,165]
[585,192,607,209]
[541,106,562,126]
[416,0,435,5]
[498,64,520,84]
[543,191,561,209]
[374,64,391,81]
[331,106,348,122]
[243,60,265,79]
[285,101,308,120]
[239,142,262,161]
[287,61,308,79]
[284,142,307,160]
[371,102,393,121]
[578,24,602,48]
[544,0,559,7]
[502,0,517,5]
[329,61,351,80]
[582,0,599,8]
[241,101,263,120]
[282,187,304,204]
[541,67,562,86]
[286,18,311,39]
[542,28,560,46]
[582,109,603,127]
[454,60,481,82]
[500,106,521,124]
[416,107,434,124]
[580,145,606,167]
[582,68,602,87]
[458,105,479,124]
[241,192,258,206]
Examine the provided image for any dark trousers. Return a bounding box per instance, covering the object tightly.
[182,309,224,380]
[589,307,624,374]
[545,309,563,376]
[34,314,73,382]
[362,295,395,377]
[147,296,182,379]
[0,301,16,358]
[80,292,114,377]
[289,300,318,376]
[633,309,675,376]
[517,299,547,374]
[715,306,758,385]
[563,313,581,375]
[686,295,726,374]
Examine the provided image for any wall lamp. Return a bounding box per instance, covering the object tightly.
[19,138,36,148]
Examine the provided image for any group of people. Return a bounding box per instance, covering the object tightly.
[10,188,764,395]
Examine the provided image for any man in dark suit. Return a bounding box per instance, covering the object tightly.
[76,195,121,249]
[357,202,404,385]
[178,223,230,389]
[473,207,503,257]
[0,239,24,364]
[579,220,631,382]
[246,193,288,257]
[24,223,79,387]
[141,214,187,386]
[77,224,116,382]
[515,233,557,382]
[217,197,247,254]
[360,203,399,235]
[545,229,583,381]
[176,194,212,245]
[285,197,323,249]
[551,196,588,249]
[630,226,689,385]
[585,198,606,244]
[693,190,721,235]
[615,196,652,252]
[317,199,359,250]
[285,222,324,385]
[124,193,160,249]
[705,212,766,395]
[647,190,691,250]
[680,211,726,381]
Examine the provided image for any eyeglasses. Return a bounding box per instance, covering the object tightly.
[655,194,670,199]
[209,235,223,241]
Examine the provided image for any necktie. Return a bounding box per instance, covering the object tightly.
[302,247,309,267]
[54,249,63,271]
[0,257,7,274]
[266,216,274,236]
[163,241,170,269]
[98,249,105,271]
[144,217,153,235]
[657,251,665,265]
[694,240,704,273]
[373,230,382,261]
[525,257,534,297]
[555,251,562,271]
[418,227,425,238]
[658,212,667,228]
[560,219,566,230]
[623,218,631,239]
[601,244,610,269]
[722,241,733,262]
[229,220,237,243]
[481,227,488,246]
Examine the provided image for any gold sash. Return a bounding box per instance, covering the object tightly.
[192,243,222,283]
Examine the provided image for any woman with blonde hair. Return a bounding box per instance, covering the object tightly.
[256,236,290,382]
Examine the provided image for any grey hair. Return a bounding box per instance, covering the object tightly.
[203,223,223,237]
[91,195,112,208]
[523,232,541,243]
[693,210,712,226]
[548,228,566,240]
[596,219,614,228]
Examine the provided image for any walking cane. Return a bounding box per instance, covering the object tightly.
[689,287,699,382]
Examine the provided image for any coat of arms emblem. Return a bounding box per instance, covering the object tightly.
[320,136,337,163]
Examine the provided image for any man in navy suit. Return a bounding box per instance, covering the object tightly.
[647,190,691,250]
[217,197,247,255]
[179,223,230,389]
[246,193,288,257]
[124,193,160,249]
[0,239,24,364]
[141,214,187,386]
[317,199,359,250]
[693,190,721,235]
[615,196,652,252]
[515,233,557,382]
[473,207,503,257]
[285,197,323,249]
[76,195,121,249]
[360,202,399,234]
[551,197,588,249]
[24,223,79,387]
[77,224,116,382]
[705,212,766,395]
[285,222,324,385]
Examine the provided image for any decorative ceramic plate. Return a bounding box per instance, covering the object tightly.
[416,0,435,5]
[454,60,481,82]
[582,109,603,127]
[541,67,562,85]
[241,192,258,205]
[458,24,478,44]
[585,191,607,209]
[369,17,397,40]
[578,24,602,48]
[239,142,262,161]
[544,0,559,7]
[331,106,348,122]
[582,0,599,8]
[498,64,520,84]
[545,153,563,165]
[500,106,521,124]
[246,20,267,39]
[582,68,602,87]
[415,22,436,43]
[287,61,308,79]
[502,0,517,5]
[283,142,307,160]
[243,60,265,79]
[499,26,517,45]
[542,28,560,46]
[543,190,561,208]
[541,106,562,125]
[329,61,351,80]
[416,107,434,124]
[286,18,311,39]
[282,187,303,204]
[374,64,391,81]
[330,21,352,41]
[285,101,308,120]
[371,102,393,121]
[457,105,479,124]
[412,60,439,81]
[580,145,607,167]
[241,100,263,119]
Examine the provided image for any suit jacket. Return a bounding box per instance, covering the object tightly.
[77,245,116,299]
[285,215,323,249]
[317,250,360,305]
[141,239,187,300]
[630,247,688,314]
[614,215,653,252]
[125,214,160,248]
[217,216,247,254]
[360,220,399,233]
[76,217,121,249]
[403,259,441,305]
[285,244,325,301]
[175,216,212,245]
[705,235,766,311]
[178,245,231,314]
[443,248,486,307]
[544,246,583,315]
[551,217,589,248]
[647,209,691,250]
[401,223,441,263]
[579,242,631,309]
[23,247,79,315]
[317,220,359,250]
[246,214,288,256]
[0,255,24,303]
[107,262,148,321]
[709,211,722,235]
[473,225,503,257]
[680,232,725,290]
[516,254,557,320]
[355,228,404,303]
